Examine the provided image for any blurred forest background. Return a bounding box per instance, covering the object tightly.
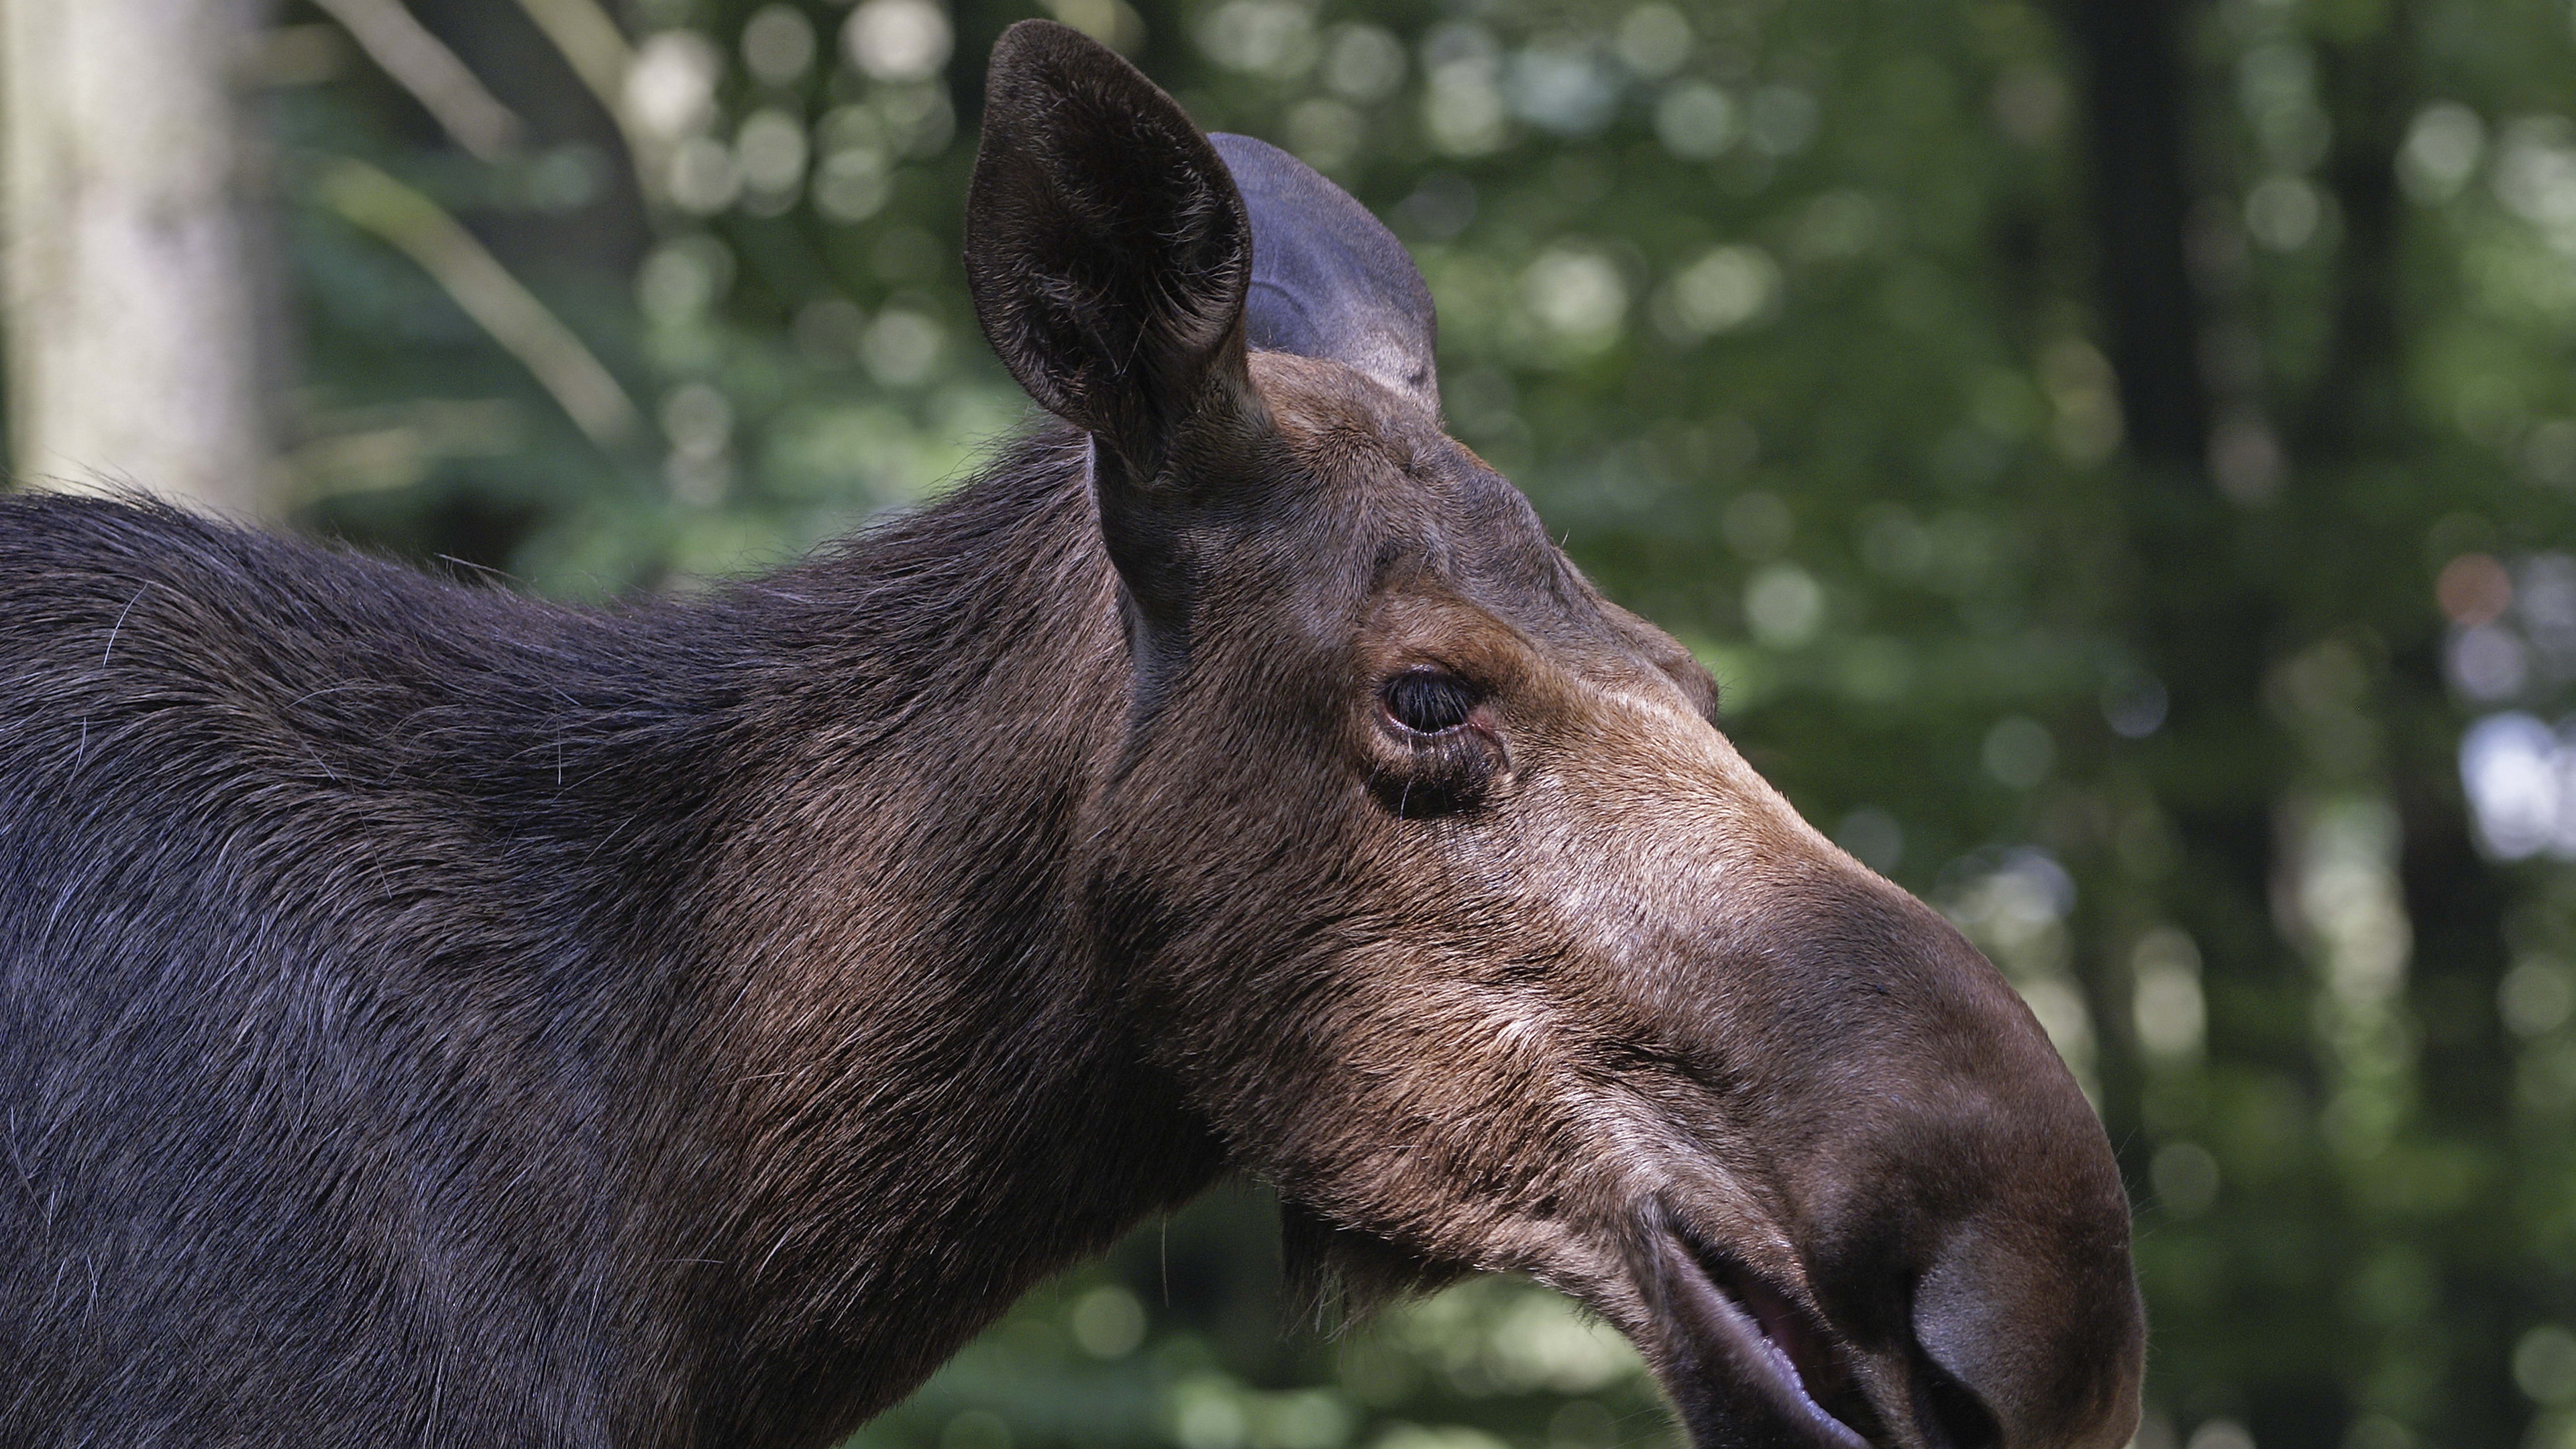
[2,0,2573,1444]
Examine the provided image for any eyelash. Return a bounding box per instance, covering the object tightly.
[1382,669,1480,735]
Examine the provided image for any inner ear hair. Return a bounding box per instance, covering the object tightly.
[963,20,1254,482]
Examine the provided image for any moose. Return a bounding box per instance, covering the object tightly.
[0,20,2141,1449]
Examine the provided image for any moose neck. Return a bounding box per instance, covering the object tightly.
[608,432,1225,1446]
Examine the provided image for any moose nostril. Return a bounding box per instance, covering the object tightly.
[1914,1358,2002,1449]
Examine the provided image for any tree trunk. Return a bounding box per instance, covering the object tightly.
[2062,0,2207,473]
[2,0,278,517]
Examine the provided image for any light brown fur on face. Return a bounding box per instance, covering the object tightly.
[1062,350,2144,1449]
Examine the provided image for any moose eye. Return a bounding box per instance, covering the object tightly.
[1383,669,1480,735]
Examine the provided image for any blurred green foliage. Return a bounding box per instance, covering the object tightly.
[248,0,2576,1445]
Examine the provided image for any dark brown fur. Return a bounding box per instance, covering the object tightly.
[0,23,2141,1449]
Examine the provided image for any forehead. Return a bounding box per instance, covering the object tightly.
[1248,352,1594,639]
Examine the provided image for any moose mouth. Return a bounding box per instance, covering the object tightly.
[1650,1219,1876,1449]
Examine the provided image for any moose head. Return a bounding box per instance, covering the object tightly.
[963,21,2143,1449]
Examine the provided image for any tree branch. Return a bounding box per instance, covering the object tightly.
[316,156,640,449]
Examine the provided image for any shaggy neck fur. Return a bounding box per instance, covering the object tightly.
[0,433,1222,1449]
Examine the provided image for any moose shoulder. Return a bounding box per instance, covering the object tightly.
[0,20,2142,1449]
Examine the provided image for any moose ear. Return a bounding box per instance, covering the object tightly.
[1209,135,1440,415]
[965,21,1254,482]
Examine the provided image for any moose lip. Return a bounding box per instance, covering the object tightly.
[1657,1226,1872,1449]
